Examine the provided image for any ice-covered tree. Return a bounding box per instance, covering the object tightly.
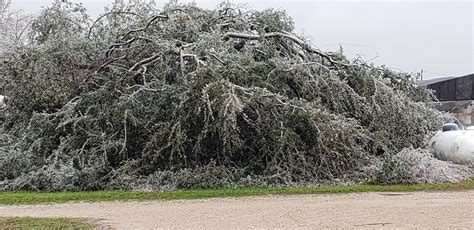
[0,1,468,191]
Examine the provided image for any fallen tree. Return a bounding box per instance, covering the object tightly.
[0,1,470,191]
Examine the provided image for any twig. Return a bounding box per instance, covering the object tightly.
[119,110,128,156]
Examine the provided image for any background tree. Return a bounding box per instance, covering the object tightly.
[1,0,29,50]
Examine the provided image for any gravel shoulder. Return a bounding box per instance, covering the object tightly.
[1,190,473,229]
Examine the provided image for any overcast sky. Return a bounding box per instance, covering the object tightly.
[11,0,474,79]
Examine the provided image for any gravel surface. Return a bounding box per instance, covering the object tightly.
[1,191,473,229]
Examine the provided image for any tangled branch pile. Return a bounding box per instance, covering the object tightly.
[0,1,466,191]
[373,148,472,184]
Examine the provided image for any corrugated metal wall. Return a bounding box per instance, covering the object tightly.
[427,74,474,101]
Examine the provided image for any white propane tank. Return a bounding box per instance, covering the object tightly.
[429,123,474,164]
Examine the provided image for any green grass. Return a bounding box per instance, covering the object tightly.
[1,179,473,205]
[0,217,94,229]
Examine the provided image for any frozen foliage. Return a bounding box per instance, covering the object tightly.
[0,1,462,191]
[375,148,472,184]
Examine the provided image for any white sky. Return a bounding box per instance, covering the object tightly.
[11,0,474,79]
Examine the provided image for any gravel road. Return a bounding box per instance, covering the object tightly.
[1,190,473,229]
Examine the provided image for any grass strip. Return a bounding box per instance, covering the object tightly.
[0,217,93,229]
[1,179,473,205]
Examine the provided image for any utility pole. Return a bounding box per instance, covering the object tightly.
[420,69,424,81]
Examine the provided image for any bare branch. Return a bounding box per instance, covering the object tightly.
[87,11,144,38]
[129,53,161,72]
[224,31,347,69]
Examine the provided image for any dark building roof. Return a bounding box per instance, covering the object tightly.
[418,76,458,86]
[418,73,474,101]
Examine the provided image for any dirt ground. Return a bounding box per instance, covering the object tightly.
[0,190,473,229]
